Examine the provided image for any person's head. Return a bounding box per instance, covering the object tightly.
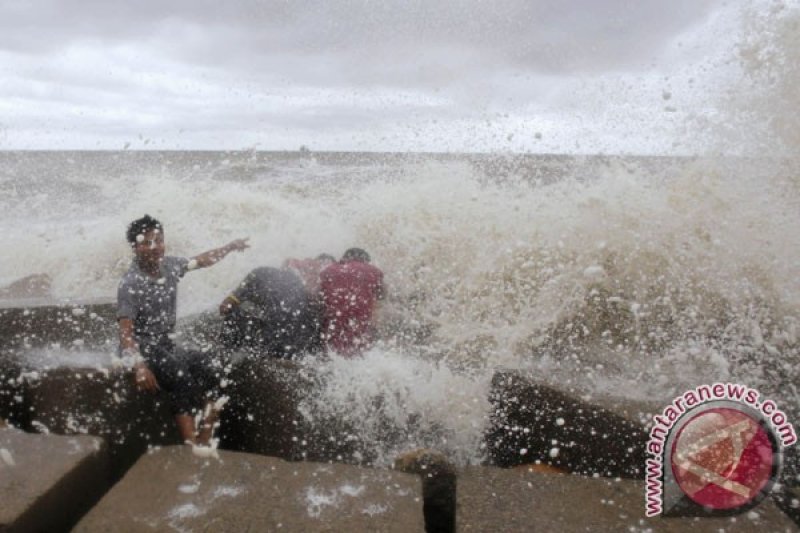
[316,253,336,265]
[126,214,165,267]
[341,248,370,263]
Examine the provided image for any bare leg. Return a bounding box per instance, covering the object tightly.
[175,414,197,444]
[196,401,219,445]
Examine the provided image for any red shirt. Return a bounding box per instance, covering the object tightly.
[319,260,384,356]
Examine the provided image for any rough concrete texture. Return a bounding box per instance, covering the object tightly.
[75,445,425,532]
[220,355,370,465]
[0,298,117,351]
[0,427,108,532]
[21,367,181,480]
[457,466,797,532]
[772,484,800,528]
[486,370,649,478]
[219,356,309,460]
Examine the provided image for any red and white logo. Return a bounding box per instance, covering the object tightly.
[644,384,795,517]
[670,407,775,510]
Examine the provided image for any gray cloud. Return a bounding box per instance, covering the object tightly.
[3,0,721,79]
[0,0,741,152]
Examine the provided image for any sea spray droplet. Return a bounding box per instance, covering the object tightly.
[583,265,605,279]
[305,487,340,518]
[191,444,219,460]
[1,448,15,467]
[339,484,365,497]
[179,483,200,494]
[362,504,388,516]
[214,396,229,411]
[213,485,245,499]
[167,503,204,519]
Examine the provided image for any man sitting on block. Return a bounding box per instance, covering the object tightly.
[117,214,248,445]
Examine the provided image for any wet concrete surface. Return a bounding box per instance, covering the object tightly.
[457,466,797,532]
[0,427,108,532]
[75,445,425,532]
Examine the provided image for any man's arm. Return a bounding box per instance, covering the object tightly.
[191,238,250,269]
[118,318,159,392]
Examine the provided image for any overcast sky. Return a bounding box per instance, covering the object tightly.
[0,0,752,153]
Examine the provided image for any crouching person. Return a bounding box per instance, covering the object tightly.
[117,214,248,445]
[218,266,318,359]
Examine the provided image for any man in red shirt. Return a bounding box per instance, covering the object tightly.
[320,248,385,356]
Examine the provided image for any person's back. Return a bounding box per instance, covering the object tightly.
[220,266,316,358]
[282,254,336,352]
[319,249,384,356]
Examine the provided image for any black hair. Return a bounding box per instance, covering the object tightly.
[126,214,163,245]
[341,248,370,263]
[316,253,336,262]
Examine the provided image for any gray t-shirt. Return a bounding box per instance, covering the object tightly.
[117,256,190,347]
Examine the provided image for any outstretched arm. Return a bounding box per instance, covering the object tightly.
[191,238,250,269]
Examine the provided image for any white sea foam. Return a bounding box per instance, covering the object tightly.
[305,486,340,519]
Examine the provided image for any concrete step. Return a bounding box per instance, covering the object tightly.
[456,466,797,532]
[0,427,108,532]
[75,445,425,532]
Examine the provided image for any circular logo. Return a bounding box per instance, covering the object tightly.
[670,407,776,510]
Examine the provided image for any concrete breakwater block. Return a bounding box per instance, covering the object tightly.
[3,355,369,480]
[0,298,117,351]
[220,356,370,465]
[75,446,425,532]
[0,427,108,532]
[219,356,308,460]
[456,466,797,532]
[20,367,180,479]
[485,370,649,478]
[0,354,24,425]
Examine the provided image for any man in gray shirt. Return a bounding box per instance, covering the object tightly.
[118,214,248,445]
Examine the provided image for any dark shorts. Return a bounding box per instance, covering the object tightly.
[141,339,220,416]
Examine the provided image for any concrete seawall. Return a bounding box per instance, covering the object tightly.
[0,296,798,531]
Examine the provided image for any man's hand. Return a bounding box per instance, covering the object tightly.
[219,295,239,315]
[134,363,160,392]
[226,238,250,253]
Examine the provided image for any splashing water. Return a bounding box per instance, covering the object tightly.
[2,150,798,464]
